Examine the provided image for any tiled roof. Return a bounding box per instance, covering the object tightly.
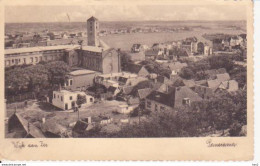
[10,113,45,138]
[183,79,196,88]
[146,90,175,107]
[137,88,152,99]
[87,16,98,21]
[216,73,230,82]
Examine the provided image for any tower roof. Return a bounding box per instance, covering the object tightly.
[87,16,98,21]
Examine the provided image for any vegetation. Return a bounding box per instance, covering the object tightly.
[140,60,171,78]
[5,61,71,97]
[76,94,86,108]
[82,90,246,137]
[179,54,247,88]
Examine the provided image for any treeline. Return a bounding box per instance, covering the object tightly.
[179,54,246,88]
[5,61,71,96]
[81,90,246,137]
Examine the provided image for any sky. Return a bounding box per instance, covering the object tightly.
[5,5,247,23]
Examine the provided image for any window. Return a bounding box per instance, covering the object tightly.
[23,58,26,63]
[182,98,191,106]
[12,59,14,63]
[30,57,33,63]
[35,57,38,62]
[54,94,56,98]
[61,96,63,102]
[90,98,93,102]
[147,101,151,108]
[70,80,73,85]
[70,96,72,100]
[15,59,19,65]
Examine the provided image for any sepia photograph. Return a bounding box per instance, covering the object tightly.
[4,4,248,139]
[0,0,254,161]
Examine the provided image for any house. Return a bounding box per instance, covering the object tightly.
[131,44,142,53]
[145,86,202,111]
[216,80,239,92]
[8,113,45,138]
[72,118,92,137]
[163,62,187,75]
[64,69,98,91]
[52,90,94,110]
[124,63,150,77]
[145,49,162,60]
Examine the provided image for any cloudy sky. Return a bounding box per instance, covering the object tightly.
[5,5,247,23]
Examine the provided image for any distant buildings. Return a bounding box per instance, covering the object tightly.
[4,16,121,74]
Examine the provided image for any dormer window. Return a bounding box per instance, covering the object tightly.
[182,98,191,106]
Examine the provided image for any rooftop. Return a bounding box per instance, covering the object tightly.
[69,69,96,76]
[5,45,80,55]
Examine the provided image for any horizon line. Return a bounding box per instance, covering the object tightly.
[5,20,247,24]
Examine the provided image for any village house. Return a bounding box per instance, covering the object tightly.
[145,49,163,60]
[162,62,187,76]
[52,90,94,110]
[216,80,239,92]
[95,72,138,88]
[64,69,99,91]
[145,86,202,112]
[124,63,150,77]
[131,44,142,53]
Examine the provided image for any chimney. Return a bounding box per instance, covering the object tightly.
[27,122,30,133]
[165,84,169,93]
[42,117,46,124]
[87,117,92,124]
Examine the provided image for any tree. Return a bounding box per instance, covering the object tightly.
[5,67,30,95]
[208,55,235,72]
[179,67,194,79]
[120,51,132,71]
[45,61,71,86]
[26,64,49,92]
[76,94,86,108]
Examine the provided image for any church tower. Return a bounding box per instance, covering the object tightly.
[87,16,99,47]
